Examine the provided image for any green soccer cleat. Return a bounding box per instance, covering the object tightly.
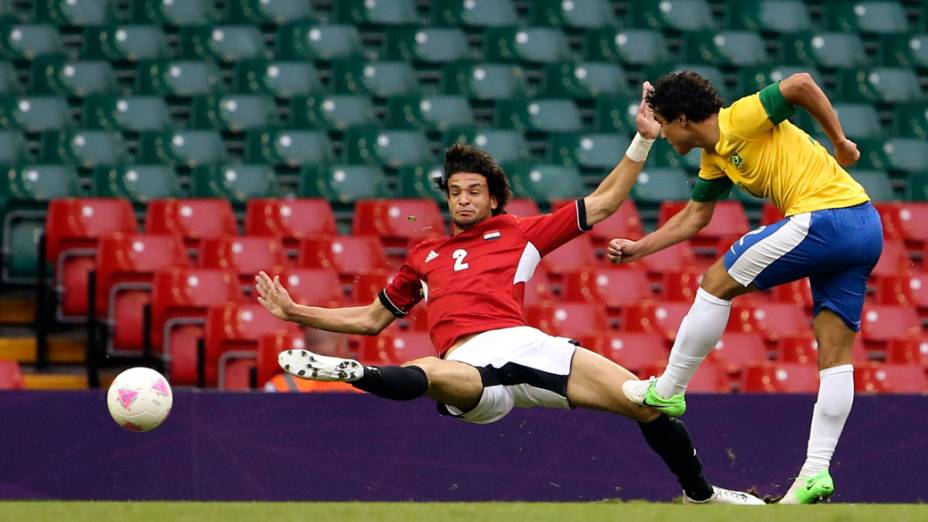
[622,376,687,417]
[779,470,835,504]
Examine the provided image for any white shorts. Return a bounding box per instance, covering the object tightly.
[440,326,577,425]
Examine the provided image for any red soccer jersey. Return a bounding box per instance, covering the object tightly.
[379,199,591,353]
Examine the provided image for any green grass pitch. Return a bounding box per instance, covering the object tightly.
[2,502,926,522]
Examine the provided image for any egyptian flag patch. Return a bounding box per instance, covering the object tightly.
[483,231,501,240]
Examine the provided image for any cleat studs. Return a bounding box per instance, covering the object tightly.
[297,370,305,376]
[284,364,290,370]
[301,350,307,357]
[287,350,292,355]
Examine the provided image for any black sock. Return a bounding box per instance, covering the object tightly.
[638,414,714,501]
[351,365,429,401]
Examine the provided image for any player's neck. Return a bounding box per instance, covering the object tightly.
[698,113,721,152]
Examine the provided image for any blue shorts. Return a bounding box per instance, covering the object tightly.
[723,202,883,331]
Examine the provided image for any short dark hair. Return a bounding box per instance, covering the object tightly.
[439,143,511,216]
[647,71,724,123]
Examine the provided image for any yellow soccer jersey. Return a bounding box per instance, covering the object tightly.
[694,83,870,216]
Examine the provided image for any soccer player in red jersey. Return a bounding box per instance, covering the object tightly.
[255,84,763,504]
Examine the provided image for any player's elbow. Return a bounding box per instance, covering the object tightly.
[780,73,816,104]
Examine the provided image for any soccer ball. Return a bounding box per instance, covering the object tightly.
[106,367,173,432]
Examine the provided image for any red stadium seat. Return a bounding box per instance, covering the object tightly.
[855,363,928,394]
[199,235,290,286]
[298,235,389,279]
[907,271,928,318]
[623,301,691,342]
[144,199,237,251]
[278,268,343,308]
[0,360,24,390]
[585,332,666,373]
[730,302,810,344]
[633,241,697,281]
[661,267,703,302]
[707,332,768,374]
[775,335,870,365]
[741,362,819,393]
[244,198,337,249]
[350,269,390,305]
[401,305,429,331]
[505,198,541,217]
[541,235,597,278]
[359,328,436,365]
[45,198,137,321]
[553,198,643,246]
[94,233,189,354]
[149,268,243,385]
[639,360,732,393]
[256,331,306,389]
[885,337,928,367]
[877,202,928,250]
[871,239,916,278]
[352,199,446,249]
[563,266,652,312]
[525,301,609,339]
[860,305,921,349]
[875,272,928,320]
[658,201,749,249]
[760,203,784,225]
[771,278,814,310]
[522,269,554,307]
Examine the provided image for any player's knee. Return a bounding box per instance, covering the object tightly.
[403,356,443,378]
[699,261,744,300]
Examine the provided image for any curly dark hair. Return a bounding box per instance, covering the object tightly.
[647,71,724,123]
[439,143,511,216]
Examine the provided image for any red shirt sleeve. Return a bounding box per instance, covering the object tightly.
[379,259,424,317]
[515,199,591,256]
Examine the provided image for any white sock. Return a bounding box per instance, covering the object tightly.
[798,364,854,478]
[654,288,731,398]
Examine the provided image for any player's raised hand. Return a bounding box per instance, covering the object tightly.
[833,137,860,167]
[255,271,294,321]
[635,81,660,140]
[606,238,642,264]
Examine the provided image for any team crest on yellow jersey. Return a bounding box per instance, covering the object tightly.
[730,152,745,170]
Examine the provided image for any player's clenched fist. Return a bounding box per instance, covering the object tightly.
[606,238,641,264]
[255,271,294,321]
[833,137,860,167]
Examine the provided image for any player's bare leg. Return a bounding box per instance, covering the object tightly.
[403,356,483,411]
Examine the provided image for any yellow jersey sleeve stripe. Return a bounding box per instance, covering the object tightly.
[758,83,796,124]
[692,176,733,202]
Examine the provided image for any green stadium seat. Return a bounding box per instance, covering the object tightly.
[832,103,884,140]
[496,98,582,133]
[432,0,518,28]
[30,57,117,96]
[92,165,183,203]
[442,62,527,101]
[289,94,376,131]
[0,96,70,132]
[388,95,475,133]
[907,172,928,201]
[36,0,113,26]
[181,26,266,63]
[737,66,823,94]
[781,32,869,69]
[650,138,701,170]
[133,0,217,25]
[136,59,221,97]
[485,27,572,64]
[0,24,63,60]
[385,27,470,64]
[633,0,716,32]
[191,164,278,206]
[82,25,168,62]
[138,130,226,167]
[244,128,334,167]
[531,0,618,29]
[443,128,530,164]
[336,0,417,26]
[882,33,928,68]
[235,60,323,98]
[548,132,630,170]
[727,0,813,33]
[277,23,363,61]
[849,138,891,171]
[631,168,691,203]
[506,163,585,201]
[344,128,432,169]
[83,94,171,132]
[299,164,391,203]
[0,61,20,94]
[40,129,128,168]
[544,62,629,99]
[332,59,420,98]
[883,138,928,175]
[827,1,909,34]
[595,94,638,134]
[838,68,923,103]
[190,95,278,133]
[0,129,25,165]
[849,170,895,201]
[894,102,928,138]
[0,0,16,22]
[685,31,769,66]
[585,29,671,66]
[228,0,315,24]
[398,164,446,202]
[648,64,728,100]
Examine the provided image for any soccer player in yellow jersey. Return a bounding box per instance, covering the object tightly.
[609,72,883,504]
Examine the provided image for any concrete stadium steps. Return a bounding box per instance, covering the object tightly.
[21,372,87,390]
[0,294,36,325]
[0,334,85,365]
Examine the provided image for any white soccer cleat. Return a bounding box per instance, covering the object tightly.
[278,348,364,382]
[622,377,650,406]
[684,486,766,505]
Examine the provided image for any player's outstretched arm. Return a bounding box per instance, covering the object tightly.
[606,199,716,264]
[780,73,859,167]
[254,271,395,335]
[583,82,660,226]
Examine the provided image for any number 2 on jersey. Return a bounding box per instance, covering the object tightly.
[452,249,470,271]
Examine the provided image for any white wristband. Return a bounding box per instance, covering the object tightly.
[625,132,655,163]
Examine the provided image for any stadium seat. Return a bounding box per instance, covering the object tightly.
[775,335,870,365]
[594,94,639,134]
[649,138,701,171]
[504,198,541,217]
[525,301,609,339]
[388,95,475,133]
[344,128,432,170]
[0,96,70,132]
[771,278,814,310]
[44,198,137,320]
[623,301,692,342]
[894,102,928,139]
[443,128,530,164]
[0,24,63,60]
[855,363,928,394]
[144,198,237,250]
[181,25,265,63]
[352,199,446,249]
[877,202,928,250]
[135,59,221,97]
[336,0,417,25]
[685,31,768,66]
[882,33,928,69]
[149,267,242,384]
[245,198,337,250]
[885,337,928,367]
[485,27,572,64]
[634,0,716,31]
[541,235,598,278]
[838,68,923,104]
[332,59,419,98]
[781,32,869,69]
[385,26,471,64]
[138,130,227,167]
[279,268,343,308]
[432,0,518,28]
[190,95,278,133]
[360,329,436,366]
[827,103,883,140]
[574,197,642,245]
[298,235,388,278]
[738,65,823,95]
[861,305,922,349]
[277,23,363,61]
[826,1,909,34]
[199,235,289,287]
[245,128,333,168]
[727,0,813,33]
[708,332,768,374]
[730,302,810,344]
[0,129,25,165]
[883,138,928,175]
[30,57,116,96]
[871,239,917,279]
[442,62,528,101]
[522,268,553,307]
[661,267,703,303]
[235,60,322,98]
[852,138,892,171]
[82,25,167,62]
[563,266,653,311]
[255,331,306,388]
[506,163,585,202]
[40,129,128,169]
[496,98,582,133]
[299,164,390,204]
[36,0,113,26]
[585,29,670,66]
[633,241,697,282]
[659,201,750,250]
[0,62,20,95]
[631,168,692,205]
[92,165,183,204]
[398,164,446,202]
[83,95,171,133]
[544,62,629,99]
[132,0,217,25]
[0,360,23,390]
[228,0,315,25]
[588,332,667,373]
[909,173,928,202]
[741,362,819,393]
[531,0,617,29]
[289,94,376,131]
[190,164,277,206]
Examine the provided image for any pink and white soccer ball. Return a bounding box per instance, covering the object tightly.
[106,367,173,432]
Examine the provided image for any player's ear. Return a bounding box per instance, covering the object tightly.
[678,114,688,127]
[490,195,498,211]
